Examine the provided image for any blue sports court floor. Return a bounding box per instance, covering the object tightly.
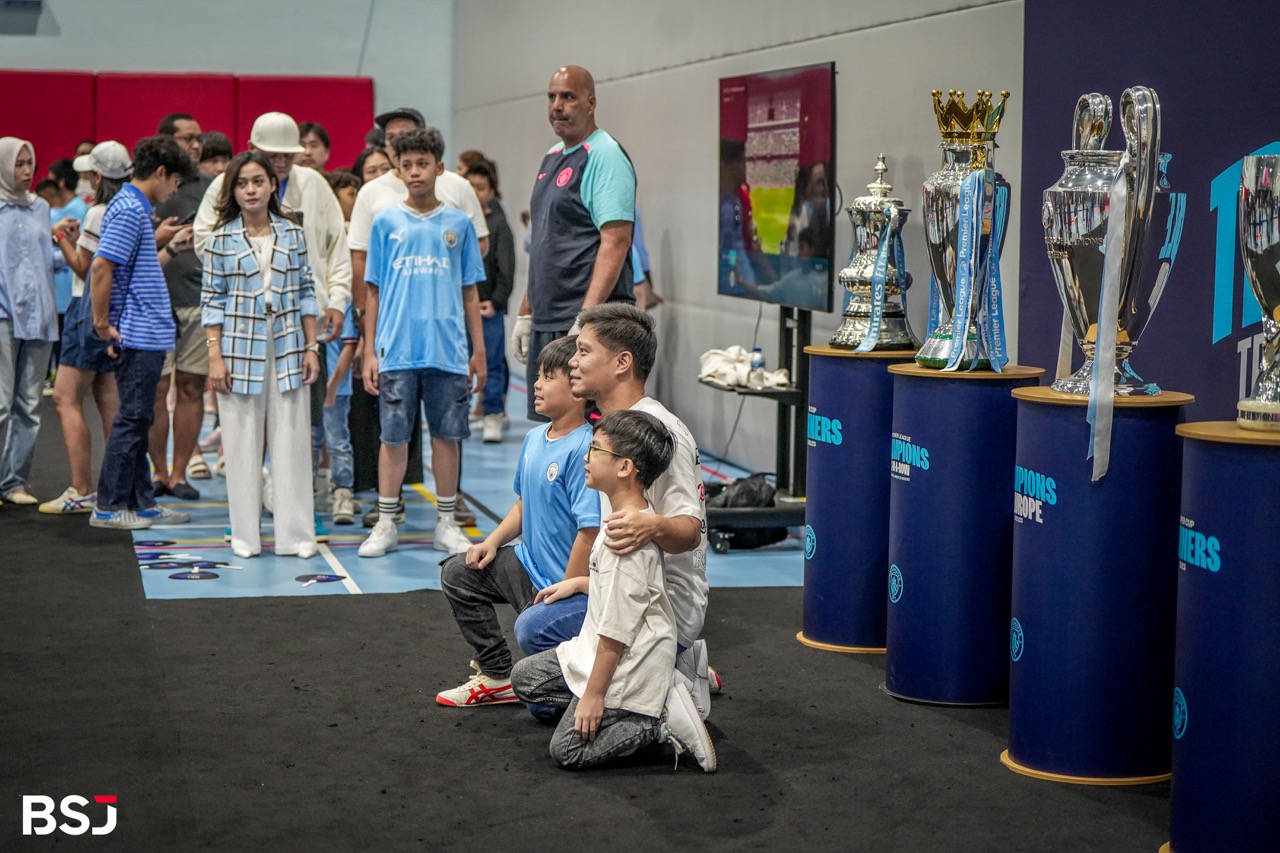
[135,386,804,599]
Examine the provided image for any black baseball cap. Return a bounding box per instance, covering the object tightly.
[374,107,425,129]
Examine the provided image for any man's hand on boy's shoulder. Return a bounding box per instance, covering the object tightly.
[602,509,661,555]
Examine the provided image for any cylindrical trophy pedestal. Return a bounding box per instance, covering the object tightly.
[1002,388,1193,785]
[884,363,1044,704]
[1164,422,1280,852]
[798,346,916,654]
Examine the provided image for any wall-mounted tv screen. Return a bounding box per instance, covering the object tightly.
[718,61,835,313]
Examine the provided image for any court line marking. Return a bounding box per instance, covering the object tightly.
[318,542,363,595]
[410,483,482,538]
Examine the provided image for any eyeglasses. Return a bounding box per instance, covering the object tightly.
[174,134,202,145]
[588,444,624,460]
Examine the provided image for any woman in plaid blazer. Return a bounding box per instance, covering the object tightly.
[202,151,320,560]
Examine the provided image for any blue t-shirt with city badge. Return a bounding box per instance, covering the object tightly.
[366,203,484,375]
[514,421,600,590]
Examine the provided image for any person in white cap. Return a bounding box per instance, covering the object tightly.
[194,112,351,341]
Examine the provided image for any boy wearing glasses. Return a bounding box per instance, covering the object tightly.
[510,410,715,771]
[436,336,599,707]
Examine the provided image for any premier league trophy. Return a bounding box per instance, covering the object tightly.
[1041,87,1183,395]
[916,89,1011,371]
[830,154,918,350]
[1238,155,1280,431]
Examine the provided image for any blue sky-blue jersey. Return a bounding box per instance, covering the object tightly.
[513,421,600,590]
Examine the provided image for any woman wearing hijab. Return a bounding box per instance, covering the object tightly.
[0,137,77,505]
[202,151,321,559]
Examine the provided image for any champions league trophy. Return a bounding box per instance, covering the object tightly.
[915,89,1012,371]
[1238,155,1280,431]
[1041,87,1184,396]
[830,155,918,350]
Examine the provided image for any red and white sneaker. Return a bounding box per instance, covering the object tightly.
[436,661,520,707]
[708,665,723,694]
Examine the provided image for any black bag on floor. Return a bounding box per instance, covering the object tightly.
[705,473,788,550]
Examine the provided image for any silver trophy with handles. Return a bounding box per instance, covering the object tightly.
[1041,87,1184,395]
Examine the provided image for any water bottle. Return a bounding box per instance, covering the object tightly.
[748,347,766,389]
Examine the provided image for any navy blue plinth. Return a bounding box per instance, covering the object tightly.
[1006,389,1190,782]
[884,364,1043,704]
[1168,423,1280,852]
[800,347,915,651]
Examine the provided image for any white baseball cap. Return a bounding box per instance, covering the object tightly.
[73,141,132,180]
[249,112,304,154]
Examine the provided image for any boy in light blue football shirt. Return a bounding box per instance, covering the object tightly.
[359,128,486,558]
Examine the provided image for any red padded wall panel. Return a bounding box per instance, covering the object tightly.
[95,73,236,153]
[0,71,96,171]
[235,76,374,172]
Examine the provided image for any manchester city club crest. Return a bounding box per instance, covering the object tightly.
[804,525,816,560]
[889,564,903,603]
[444,230,459,248]
[546,462,559,482]
[1173,687,1188,740]
[1010,617,1025,662]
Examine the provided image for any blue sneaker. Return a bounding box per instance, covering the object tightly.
[314,514,329,543]
[138,505,192,524]
[89,508,152,530]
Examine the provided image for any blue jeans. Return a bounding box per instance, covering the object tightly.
[323,395,353,489]
[514,594,589,655]
[481,311,507,415]
[0,320,53,495]
[97,348,166,511]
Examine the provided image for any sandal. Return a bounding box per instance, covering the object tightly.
[188,456,212,480]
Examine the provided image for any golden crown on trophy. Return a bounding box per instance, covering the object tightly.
[932,89,1010,142]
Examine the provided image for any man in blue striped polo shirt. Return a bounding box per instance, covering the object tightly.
[88,136,197,530]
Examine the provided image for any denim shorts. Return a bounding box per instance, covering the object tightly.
[378,368,470,446]
[59,294,117,373]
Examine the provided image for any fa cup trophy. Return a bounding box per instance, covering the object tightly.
[1238,155,1280,431]
[916,89,1011,371]
[1041,87,1184,395]
[830,154,918,350]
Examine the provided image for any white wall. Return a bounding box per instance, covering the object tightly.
[0,0,455,147]
[453,0,1025,472]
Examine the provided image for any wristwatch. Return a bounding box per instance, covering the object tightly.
[305,342,320,353]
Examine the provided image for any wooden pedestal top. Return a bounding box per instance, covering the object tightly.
[1176,420,1280,446]
[1012,386,1195,408]
[887,362,1046,381]
[804,345,918,360]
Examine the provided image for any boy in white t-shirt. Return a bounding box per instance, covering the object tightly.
[510,410,716,772]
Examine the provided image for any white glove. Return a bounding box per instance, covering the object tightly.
[512,314,532,364]
[567,320,581,337]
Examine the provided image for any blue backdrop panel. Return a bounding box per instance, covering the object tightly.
[885,365,1043,704]
[1169,424,1280,853]
[1006,390,1189,781]
[801,348,915,651]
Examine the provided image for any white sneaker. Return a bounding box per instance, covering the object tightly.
[661,682,717,772]
[359,518,398,557]
[313,468,332,511]
[433,516,472,554]
[482,413,504,443]
[676,639,713,720]
[39,486,97,515]
[89,508,152,530]
[435,661,520,707]
[331,488,356,525]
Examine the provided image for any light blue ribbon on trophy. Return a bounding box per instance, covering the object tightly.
[1087,152,1130,481]
[943,170,987,370]
[854,205,903,353]
[977,182,1011,371]
[925,274,942,339]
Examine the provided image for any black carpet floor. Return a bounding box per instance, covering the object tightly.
[2,401,1171,851]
